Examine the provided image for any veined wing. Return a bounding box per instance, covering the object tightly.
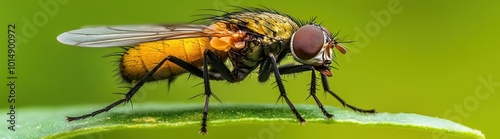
[57,24,213,47]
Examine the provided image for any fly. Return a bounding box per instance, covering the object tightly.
[57,7,376,134]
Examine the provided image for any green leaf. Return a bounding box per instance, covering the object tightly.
[0,103,484,139]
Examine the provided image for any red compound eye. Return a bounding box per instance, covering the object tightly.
[291,25,325,60]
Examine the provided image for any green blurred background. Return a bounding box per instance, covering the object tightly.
[1,0,499,138]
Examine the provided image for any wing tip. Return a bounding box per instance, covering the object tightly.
[56,32,75,45]
[56,32,99,47]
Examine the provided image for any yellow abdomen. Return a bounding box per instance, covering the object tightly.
[120,37,226,82]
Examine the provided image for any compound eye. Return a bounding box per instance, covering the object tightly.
[291,25,325,60]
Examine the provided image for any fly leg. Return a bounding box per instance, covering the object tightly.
[169,49,234,134]
[195,49,234,135]
[308,70,333,118]
[66,57,171,121]
[67,48,229,134]
[320,74,376,113]
[204,49,235,82]
[267,53,306,124]
[199,52,212,135]
[266,64,333,118]
[264,63,375,117]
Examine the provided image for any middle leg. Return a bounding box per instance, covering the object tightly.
[267,53,306,123]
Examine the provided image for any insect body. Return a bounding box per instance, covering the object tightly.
[57,8,376,134]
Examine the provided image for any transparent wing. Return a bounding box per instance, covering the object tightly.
[57,24,212,47]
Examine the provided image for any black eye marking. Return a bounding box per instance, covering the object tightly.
[291,25,325,60]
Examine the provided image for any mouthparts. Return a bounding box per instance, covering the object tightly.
[313,66,332,77]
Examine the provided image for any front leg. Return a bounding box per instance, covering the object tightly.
[265,63,376,118]
[270,64,334,118]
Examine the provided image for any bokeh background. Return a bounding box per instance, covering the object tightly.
[1,0,499,139]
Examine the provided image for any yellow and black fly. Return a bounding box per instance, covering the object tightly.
[57,7,376,134]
